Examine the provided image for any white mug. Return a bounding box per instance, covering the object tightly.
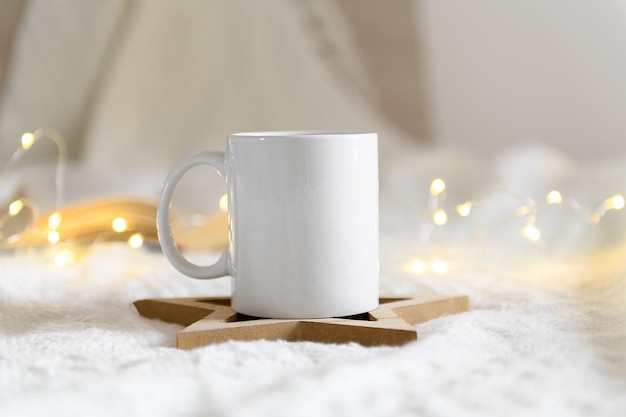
[157,131,379,319]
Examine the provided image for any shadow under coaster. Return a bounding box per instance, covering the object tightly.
[133,295,469,349]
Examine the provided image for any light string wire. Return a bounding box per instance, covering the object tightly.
[2,128,67,212]
[1,128,230,266]
[408,178,625,275]
[0,129,148,263]
[0,129,67,246]
[0,129,76,261]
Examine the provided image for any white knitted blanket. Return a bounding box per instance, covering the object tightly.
[1,147,626,417]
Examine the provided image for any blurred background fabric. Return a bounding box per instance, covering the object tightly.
[2,0,626,209]
[4,0,626,168]
[0,0,414,170]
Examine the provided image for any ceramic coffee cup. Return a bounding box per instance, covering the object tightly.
[157,131,379,319]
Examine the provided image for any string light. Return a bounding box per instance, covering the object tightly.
[47,230,60,244]
[7,129,68,211]
[432,209,448,226]
[218,194,229,212]
[407,178,626,276]
[1,129,67,251]
[604,194,625,210]
[407,257,450,275]
[430,178,446,196]
[112,217,128,233]
[8,200,23,216]
[128,233,144,249]
[6,128,626,272]
[21,132,35,150]
[456,201,472,217]
[53,249,74,267]
[1,128,182,267]
[48,212,62,230]
[546,190,563,205]
[431,259,448,274]
[409,258,426,273]
[521,224,541,242]
[585,193,625,224]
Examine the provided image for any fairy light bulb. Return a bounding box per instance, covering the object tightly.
[128,233,144,249]
[54,254,67,267]
[112,217,128,233]
[48,212,62,230]
[21,132,35,150]
[612,195,625,210]
[431,259,448,274]
[546,190,563,205]
[522,225,541,242]
[604,194,625,210]
[430,178,446,196]
[8,200,23,216]
[218,194,229,212]
[456,201,472,217]
[432,209,448,226]
[410,258,426,273]
[47,230,60,244]
[53,249,74,267]
[54,255,67,268]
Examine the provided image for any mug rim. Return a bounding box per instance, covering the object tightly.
[229,130,377,140]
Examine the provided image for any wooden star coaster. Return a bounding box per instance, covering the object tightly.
[133,295,469,349]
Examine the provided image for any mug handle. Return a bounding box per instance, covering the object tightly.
[157,151,230,279]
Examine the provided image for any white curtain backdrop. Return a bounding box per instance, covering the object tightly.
[0,0,410,168]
